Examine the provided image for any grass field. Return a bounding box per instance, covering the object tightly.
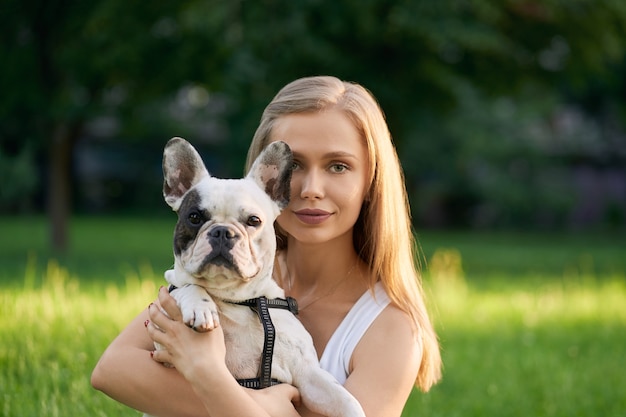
[1,216,625,416]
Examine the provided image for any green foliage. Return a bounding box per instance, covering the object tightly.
[404,85,579,228]
[0,146,38,212]
[1,0,625,231]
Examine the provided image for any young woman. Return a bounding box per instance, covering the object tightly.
[91,75,442,417]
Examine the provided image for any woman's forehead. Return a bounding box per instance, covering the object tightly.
[269,110,366,157]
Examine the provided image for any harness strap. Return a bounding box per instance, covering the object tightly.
[229,296,299,316]
[226,296,299,389]
[167,285,299,390]
[236,377,283,389]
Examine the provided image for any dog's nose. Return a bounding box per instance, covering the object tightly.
[209,226,236,239]
[208,226,238,248]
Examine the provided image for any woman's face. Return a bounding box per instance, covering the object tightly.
[269,108,370,247]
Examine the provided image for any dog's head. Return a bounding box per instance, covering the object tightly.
[162,137,292,294]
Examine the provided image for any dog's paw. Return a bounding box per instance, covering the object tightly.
[170,284,220,332]
[181,298,220,332]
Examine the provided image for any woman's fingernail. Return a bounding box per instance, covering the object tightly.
[144,320,149,327]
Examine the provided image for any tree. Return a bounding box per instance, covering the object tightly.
[2,0,625,248]
[1,0,222,251]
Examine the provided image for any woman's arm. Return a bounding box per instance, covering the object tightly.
[91,286,300,417]
[90,305,211,417]
[345,305,421,417]
[297,305,421,417]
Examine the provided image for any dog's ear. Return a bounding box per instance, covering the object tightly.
[162,137,210,211]
[246,141,293,210]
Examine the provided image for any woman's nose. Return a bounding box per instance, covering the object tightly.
[299,170,324,200]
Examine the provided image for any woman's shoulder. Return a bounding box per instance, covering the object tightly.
[352,300,421,370]
[372,302,416,342]
[346,298,422,415]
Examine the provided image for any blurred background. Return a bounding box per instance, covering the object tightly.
[2,3,626,416]
[1,0,625,252]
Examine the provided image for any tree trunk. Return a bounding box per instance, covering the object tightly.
[47,123,80,253]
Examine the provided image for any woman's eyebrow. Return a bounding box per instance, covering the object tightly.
[292,150,358,159]
[323,151,358,159]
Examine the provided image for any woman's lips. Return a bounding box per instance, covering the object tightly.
[294,209,332,225]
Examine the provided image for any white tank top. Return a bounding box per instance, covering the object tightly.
[319,281,391,384]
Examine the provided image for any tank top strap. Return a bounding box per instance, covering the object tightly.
[319,281,391,384]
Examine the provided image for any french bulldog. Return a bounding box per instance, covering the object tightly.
[150,137,365,417]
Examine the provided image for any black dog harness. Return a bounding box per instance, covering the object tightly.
[226,296,299,389]
[167,285,299,390]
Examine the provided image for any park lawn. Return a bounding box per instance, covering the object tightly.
[1,216,625,416]
[405,275,626,417]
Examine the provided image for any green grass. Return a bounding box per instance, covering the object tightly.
[1,264,156,417]
[406,267,626,417]
[1,216,625,416]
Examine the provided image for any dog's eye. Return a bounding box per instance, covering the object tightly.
[247,216,262,227]
[188,211,203,226]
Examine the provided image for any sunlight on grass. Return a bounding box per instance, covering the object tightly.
[2,245,625,417]
[402,249,626,417]
[426,248,626,325]
[8,256,158,327]
[1,256,159,417]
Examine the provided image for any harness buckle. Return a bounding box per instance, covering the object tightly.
[285,296,299,316]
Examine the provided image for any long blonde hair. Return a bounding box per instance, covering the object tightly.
[245,76,442,391]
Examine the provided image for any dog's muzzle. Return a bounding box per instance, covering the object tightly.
[205,226,239,266]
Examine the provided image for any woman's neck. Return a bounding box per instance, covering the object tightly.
[288,239,355,280]
[278,235,369,305]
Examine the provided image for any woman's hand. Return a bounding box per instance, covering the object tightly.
[146,286,226,384]
[247,384,303,417]
[145,286,303,417]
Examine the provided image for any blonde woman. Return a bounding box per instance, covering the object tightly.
[92,76,441,417]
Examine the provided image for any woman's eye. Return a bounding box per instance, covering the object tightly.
[247,215,262,227]
[330,163,349,173]
[188,211,203,225]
